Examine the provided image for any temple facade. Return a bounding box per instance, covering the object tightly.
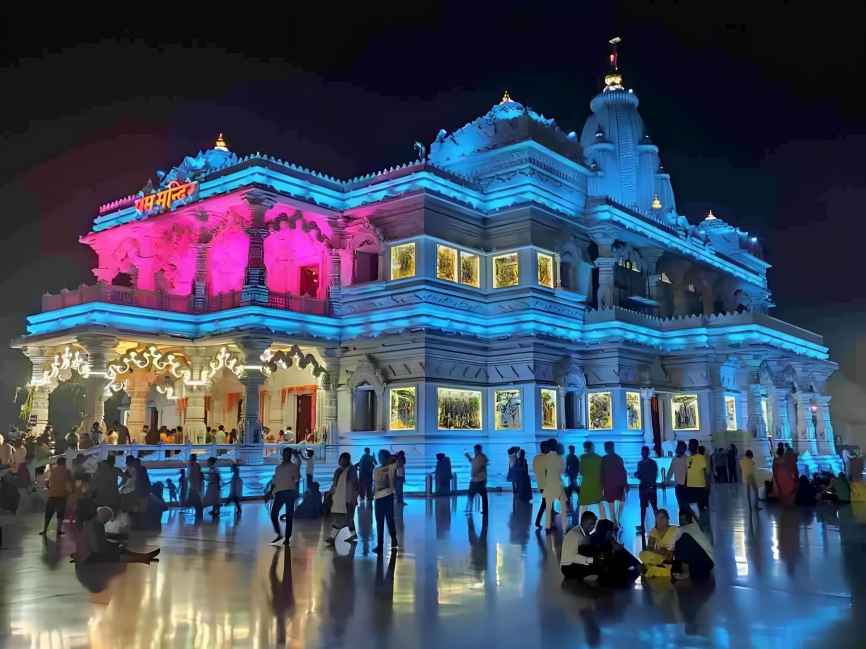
[12,54,841,484]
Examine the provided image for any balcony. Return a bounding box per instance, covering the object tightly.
[41,283,328,316]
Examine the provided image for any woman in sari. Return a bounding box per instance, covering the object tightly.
[772,444,797,505]
[513,449,532,502]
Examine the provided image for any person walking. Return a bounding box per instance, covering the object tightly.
[601,441,628,525]
[513,449,532,502]
[357,448,376,503]
[434,453,452,495]
[686,439,709,512]
[203,457,222,518]
[373,450,399,554]
[40,457,71,536]
[270,447,300,545]
[565,445,580,504]
[187,454,204,518]
[464,444,489,515]
[538,439,566,531]
[394,450,407,506]
[740,449,760,509]
[533,440,549,528]
[326,452,359,545]
[635,445,659,531]
[227,463,243,516]
[578,441,603,517]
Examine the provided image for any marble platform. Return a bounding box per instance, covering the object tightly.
[1,486,864,649]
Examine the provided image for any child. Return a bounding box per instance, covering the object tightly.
[178,469,187,506]
[165,478,178,505]
[228,464,243,516]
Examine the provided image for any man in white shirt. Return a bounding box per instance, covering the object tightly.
[270,447,300,545]
[666,441,689,512]
[561,510,599,580]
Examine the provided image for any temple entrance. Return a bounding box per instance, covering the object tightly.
[296,394,313,442]
[48,378,86,435]
[354,252,379,284]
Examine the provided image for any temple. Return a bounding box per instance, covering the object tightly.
[12,45,841,486]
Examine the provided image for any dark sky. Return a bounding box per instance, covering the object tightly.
[1,3,864,427]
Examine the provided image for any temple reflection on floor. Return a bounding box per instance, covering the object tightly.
[2,488,865,649]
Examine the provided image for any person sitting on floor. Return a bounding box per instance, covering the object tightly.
[825,473,851,504]
[293,481,323,519]
[671,509,715,582]
[561,510,599,581]
[639,509,679,578]
[796,474,818,506]
[587,519,642,587]
[81,506,160,564]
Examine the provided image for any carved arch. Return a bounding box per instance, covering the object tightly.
[261,345,330,387]
[32,345,92,392]
[268,210,333,248]
[105,345,191,392]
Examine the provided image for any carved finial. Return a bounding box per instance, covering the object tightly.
[651,194,662,210]
[215,133,228,151]
[604,36,624,91]
[706,209,717,220]
[500,90,513,104]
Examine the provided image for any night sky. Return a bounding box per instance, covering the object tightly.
[1,4,864,430]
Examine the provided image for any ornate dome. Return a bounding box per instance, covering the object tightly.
[579,46,679,223]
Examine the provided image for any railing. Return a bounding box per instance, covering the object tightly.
[42,283,328,316]
[54,442,327,466]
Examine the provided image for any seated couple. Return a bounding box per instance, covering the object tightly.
[560,511,641,587]
[639,509,714,582]
[78,506,161,564]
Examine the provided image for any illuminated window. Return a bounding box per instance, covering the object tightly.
[537,253,554,288]
[390,242,416,280]
[672,394,700,431]
[436,245,458,282]
[389,386,416,430]
[725,395,737,431]
[540,388,557,429]
[660,272,672,284]
[626,391,642,430]
[460,251,480,287]
[437,388,482,430]
[492,253,519,288]
[494,389,521,430]
[618,259,641,272]
[588,392,613,430]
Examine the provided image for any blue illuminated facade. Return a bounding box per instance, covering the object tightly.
[13,64,841,484]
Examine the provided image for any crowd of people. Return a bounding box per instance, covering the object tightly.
[3,419,865,592]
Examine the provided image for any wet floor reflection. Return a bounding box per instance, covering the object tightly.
[1,486,864,648]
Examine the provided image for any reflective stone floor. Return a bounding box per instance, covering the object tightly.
[1,485,865,649]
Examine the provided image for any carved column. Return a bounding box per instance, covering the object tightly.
[322,348,340,444]
[640,388,656,450]
[23,346,51,434]
[327,218,343,315]
[771,387,792,443]
[595,257,617,308]
[746,383,766,439]
[236,336,272,451]
[699,275,716,316]
[78,335,117,432]
[794,393,817,455]
[183,348,211,443]
[241,191,275,307]
[126,379,150,443]
[641,248,664,313]
[814,394,836,455]
[192,228,210,312]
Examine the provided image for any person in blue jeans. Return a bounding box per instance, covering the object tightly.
[372,449,399,554]
[270,448,300,546]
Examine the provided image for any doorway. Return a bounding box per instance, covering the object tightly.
[354,252,379,283]
[149,407,159,433]
[296,393,313,442]
[299,265,319,298]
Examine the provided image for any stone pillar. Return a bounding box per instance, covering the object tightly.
[239,372,266,445]
[183,348,211,443]
[700,276,715,316]
[657,392,673,446]
[23,346,52,434]
[78,335,117,432]
[241,191,275,306]
[794,393,817,455]
[814,394,836,455]
[746,384,766,439]
[126,381,150,442]
[640,388,655,450]
[322,349,340,445]
[771,387,792,442]
[595,257,617,308]
[641,248,664,311]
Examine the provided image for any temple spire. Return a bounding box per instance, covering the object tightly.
[500,90,513,104]
[214,133,228,151]
[604,36,624,92]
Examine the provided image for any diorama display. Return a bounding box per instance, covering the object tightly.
[626,392,642,431]
[389,387,416,431]
[725,395,737,431]
[672,394,700,431]
[588,392,613,430]
[437,388,482,430]
[540,388,557,429]
[494,389,522,430]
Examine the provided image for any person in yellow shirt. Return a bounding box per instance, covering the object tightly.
[739,449,760,509]
[639,509,679,578]
[686,439,708,512]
